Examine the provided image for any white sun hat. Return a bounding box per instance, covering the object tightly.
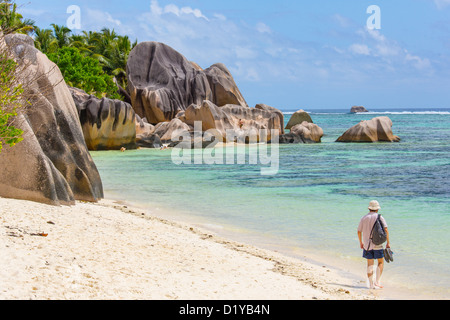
[368,200,381,211]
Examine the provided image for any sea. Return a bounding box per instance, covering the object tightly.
[90,108,450,299]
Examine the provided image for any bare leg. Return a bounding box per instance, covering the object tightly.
[367,259,375,289]
[375,258,384,288]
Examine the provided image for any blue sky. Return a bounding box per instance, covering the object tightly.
[18,0,450,110]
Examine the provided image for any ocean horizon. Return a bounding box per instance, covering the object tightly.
[91,107,450,299]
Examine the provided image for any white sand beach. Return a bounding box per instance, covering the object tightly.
[1,196,387,300]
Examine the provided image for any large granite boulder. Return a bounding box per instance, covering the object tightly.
[127,42,247,124]
[279,122,323,144]
[183,101,283,143]
[69,87,137,151]
[0,34,103,205]
[153,118,191,143]
[285,109,313,130]
[336,116,400,143]
[135,114,161,148]
[204,63,248,108]
[255,103,285,135]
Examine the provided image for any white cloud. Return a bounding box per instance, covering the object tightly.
[231,62,261,82]
[83,8,137,38]
[150,0,163,15]
[347,27,433,72]
[366,28,387,43]
[405,52,432,70]
[234,46,258,59]
[125,0,441,107]
[256,22,272,34]
[434,0,450,9]
[349,44,371,56]
[213,13,227,21]
[150,0,209,20]
[352,28,401,58]
[333,14,352,28]
[86,9,121,27]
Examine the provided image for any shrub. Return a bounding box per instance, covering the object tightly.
[0,47,24,152]
[47,47,120,99]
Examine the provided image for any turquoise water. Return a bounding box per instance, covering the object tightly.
[91,109,450,297]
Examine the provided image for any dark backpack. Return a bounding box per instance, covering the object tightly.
[369,214,387,249]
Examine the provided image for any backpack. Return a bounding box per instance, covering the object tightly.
[368,214,387,249]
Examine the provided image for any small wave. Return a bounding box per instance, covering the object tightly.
[283,111,450,115]
[283,111,345,115]
[363,111,450,115]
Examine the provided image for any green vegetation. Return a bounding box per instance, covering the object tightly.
[0,0,34,152]
[0,0,138,151]
[34,25,137,98]
[0,49,24,152]
[1,0,137,99]
[0,0,35,34]
[47,47,121,99]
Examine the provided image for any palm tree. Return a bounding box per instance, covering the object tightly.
[77,28,137,89]
[33,27,58,54]
[0,0,35,34]
[109,35,136,88]
[50,23,71,49]
[68,34,96,55]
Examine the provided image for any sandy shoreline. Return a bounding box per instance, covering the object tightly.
[0,196,397,300]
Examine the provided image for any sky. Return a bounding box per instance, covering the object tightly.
[17,0,450,110]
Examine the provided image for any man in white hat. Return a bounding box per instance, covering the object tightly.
[357,200,390,289]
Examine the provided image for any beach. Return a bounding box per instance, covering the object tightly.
[0,196,379,300]
[2,110,448,301]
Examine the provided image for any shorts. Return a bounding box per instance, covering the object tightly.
[363,249,384,260]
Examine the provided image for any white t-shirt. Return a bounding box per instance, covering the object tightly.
[358,212,388,251]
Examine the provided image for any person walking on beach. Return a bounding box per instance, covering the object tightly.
[357,200,390,289]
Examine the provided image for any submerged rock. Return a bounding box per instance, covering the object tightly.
[0,34,103,205]
[336,116,400,143]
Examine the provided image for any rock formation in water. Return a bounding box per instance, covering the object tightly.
[255,103,285,135]
[285,109,313,130]
[204,63,248,108]
[0,34,103,205]
[153,118,191,143]
[350,106,369,113]
[69,87,137,151]
[182,100,283,143]
[279,122,324,144]
[135,115,161,148]
[336,116,400,143]
[126,41,248,124]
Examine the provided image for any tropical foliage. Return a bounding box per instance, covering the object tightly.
[0,1,138,151]
[33,25,137,96]
[47,47,120,99]
[0,47,24,152]
[0,0,35,34]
